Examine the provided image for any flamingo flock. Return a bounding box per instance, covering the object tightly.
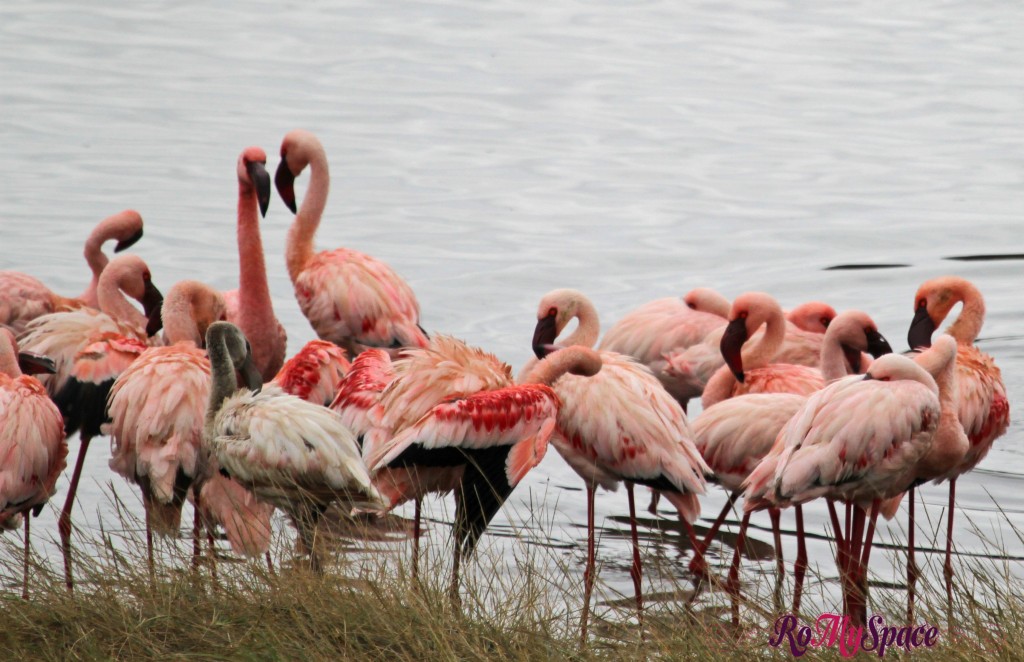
[0,130,1011,642]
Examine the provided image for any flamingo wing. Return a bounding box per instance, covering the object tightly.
[271,339,351,406]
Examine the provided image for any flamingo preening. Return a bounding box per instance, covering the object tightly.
[205,322,382,574]
[275,129,428,357]
[0,330,67,599]
[0,210,145,334]
[529,288,710,642]
[906,276,1009,613]
[17,253,163,590]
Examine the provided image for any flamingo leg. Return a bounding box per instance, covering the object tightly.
[769,507,784,612]
[449,491,462,607]
[265,551,275,576]
[192,499,202,573]
[626,483,644,633]
[145,506,155,583]
[793,505,807,614]
[59,435,92,592]
[728,511,751,628]
[856,500,881,626]
[847,505,867,628]
[22,514,31,600]
[412,496,422,583]
[647,490,661,515]
[688,489,740,577]
[945,478,956,619]
[907,488,918,625]
[826,499,848,617]
[581,485,596,647]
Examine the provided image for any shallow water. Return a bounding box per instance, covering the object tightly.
[2,0,1022,624]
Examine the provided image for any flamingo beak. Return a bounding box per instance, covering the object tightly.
[114,227,144,253]
[247,161,272,218]
[17,351,56,375]
[531,312,559,359]
[720,317,748,383]
[866,329,893,358]
[841,344,863,375]
[240,352,263,394]
[141,281,164,337]
[275,159,298,214]
[907,303,936,350]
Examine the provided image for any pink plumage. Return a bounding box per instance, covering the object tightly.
[271,339,351,406]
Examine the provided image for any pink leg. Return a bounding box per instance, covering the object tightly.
[59,436,92,592]
[412,497,422,583]
[688,490,740,577]
[728,511,751,627]
[626,483,644,631]
[581,485,596,647]
[145,506,155,583]
[856,500,880,626]
[945,479,956,619]
[793,505,807,614]
[265,551,275,576]
[847,505,867,627]
[826,499,848,616]
[22,514,31,600]
[907,488,918,625]
[769,508,785,611]
[647,490,661,515]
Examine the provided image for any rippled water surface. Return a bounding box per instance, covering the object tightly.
[2,0,1022,621]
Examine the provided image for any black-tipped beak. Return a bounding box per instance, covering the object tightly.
[531,312,559,360]
[841,344,863,376]
[141,281,164,337]
[114,228,144,253]
[907,303,936,350]
[247,160,272,218]
[240,352,263,394]
[720,317,748,383]
[275,159,297,214]
[863,372,875,381]
[17,351,56,375]
[865,329,893,358]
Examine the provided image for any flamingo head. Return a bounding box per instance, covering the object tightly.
[239,147,271,217]
[275,129,322,214]
[825,310,893,374]
[683,287,731,318]
[110,210,145,253]
[786,301,837,334]
[721,292,779,382]
[17,352,56,375]
[207,321,263,393]
[104,255,164,337]
[531,289,587,359]
[863,353,939,394]
[908,276,980,350]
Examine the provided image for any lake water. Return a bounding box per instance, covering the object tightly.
[2,0,1022,627]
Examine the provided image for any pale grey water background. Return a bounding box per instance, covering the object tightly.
[1,0,1022,626]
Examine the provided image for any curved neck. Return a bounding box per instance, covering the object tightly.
[524,347,598,385]
[562,299,601,348]
[237,180,275,326]
[743,308,786,370]
[79,231,110,307]
[947,285,985,344]
[97,276,146,330]
[205,334,239,432]
[819,334,848,382]
[285,148,329,283]
[162,287,202,345]
[0,339,19,377]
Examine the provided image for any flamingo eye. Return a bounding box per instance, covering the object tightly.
[738,311,748,320]
[917,298,927,309]
[547,307,557,317]
[687,302,697,310]
[820,316,831,328]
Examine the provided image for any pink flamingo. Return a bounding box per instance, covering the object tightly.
[270,340,351,406]
[701,293,829,409]
[363,341,603,596]
[529,288,709,641]
[743,348,949,627]
[0,210,145,334]
[598,288,730,411]
[906,275,1009,610]
[204,322,382,574]
[333,335,522,581]
[221,146,286,381]
[275,129,428,357]
[692,310,891,616]
[17,254,163,589]
[878,336,967,622]
[107,280,227,575]
[0,330,67,598]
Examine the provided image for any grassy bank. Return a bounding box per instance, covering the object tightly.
[1,498,1022,660]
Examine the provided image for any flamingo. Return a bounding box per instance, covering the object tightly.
[906,275,1009,610]
[16,253,163,589]
[529,288,710,641]
[274,129,428,357]
[691,310,892,616]
[0,209,145,334]
[204,322,382,574]
[221,146,286,381]
[270,340,351,406]
[107,280,227,575]
[878,336,967,622]
[332,335,520,581]
[743,349,946,626]
[0,330,67,599]
[363,343,602,597]
[598,288,730,411]
[701,293,829,409]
